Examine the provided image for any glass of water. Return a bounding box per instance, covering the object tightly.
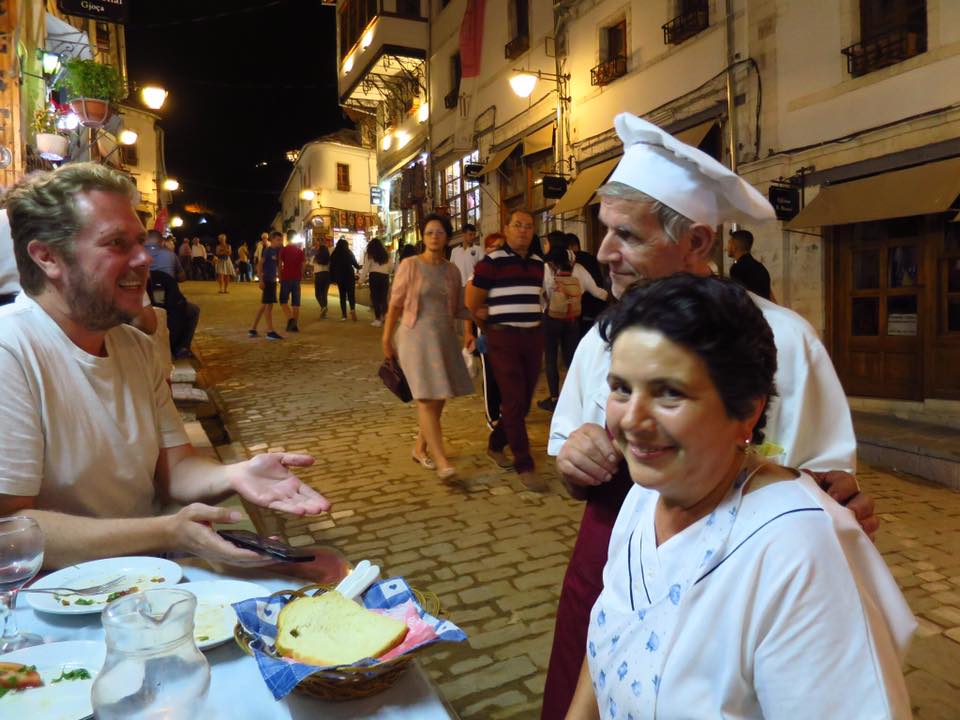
[0,516,44,652]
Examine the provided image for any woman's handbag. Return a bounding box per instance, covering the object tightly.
[378,356,413,402]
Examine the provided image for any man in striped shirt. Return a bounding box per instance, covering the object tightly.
[467,209,546,491]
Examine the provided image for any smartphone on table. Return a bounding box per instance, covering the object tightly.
[216,530,316,563]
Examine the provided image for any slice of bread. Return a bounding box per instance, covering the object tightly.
[275,591,408,666]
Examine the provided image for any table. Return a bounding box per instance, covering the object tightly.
[14,563,459,719]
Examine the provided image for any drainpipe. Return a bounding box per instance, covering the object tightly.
[724,0,737,174]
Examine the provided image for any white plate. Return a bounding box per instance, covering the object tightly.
[0,640,104,719]
[181,579,269,650]
[26,557,183,615]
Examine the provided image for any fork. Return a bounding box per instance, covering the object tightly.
[21,575,126,596]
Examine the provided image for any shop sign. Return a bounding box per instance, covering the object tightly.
[768,186,800,222]
[370,186,383,205]
[888,313,918,336]
[58,0,128,23]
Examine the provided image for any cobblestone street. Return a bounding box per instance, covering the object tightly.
[186,281,960,719]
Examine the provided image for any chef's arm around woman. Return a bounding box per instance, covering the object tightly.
[566,659,600,720]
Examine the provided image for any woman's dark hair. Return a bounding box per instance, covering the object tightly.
[366,237,389,264]
[545,234,572,272]
[599,273,778,444]
[314,244,330,264]
[421,212,453,239]
[398,243,418,261]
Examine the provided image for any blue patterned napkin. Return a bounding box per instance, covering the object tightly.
[232,577,467,699]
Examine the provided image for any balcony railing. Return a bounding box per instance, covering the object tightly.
[841,27,926,78]
[590,55,627,87]
[662,3,709,46]
[444,87,459,110]
[504,34,530,60]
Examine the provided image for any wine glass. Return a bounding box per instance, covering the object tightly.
[0,516,44,653]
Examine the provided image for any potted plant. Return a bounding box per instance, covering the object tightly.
[31,108,69,161]
[54,58,124,128]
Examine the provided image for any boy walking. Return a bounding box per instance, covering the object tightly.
[278,231,305,332]
[249,231,283,340]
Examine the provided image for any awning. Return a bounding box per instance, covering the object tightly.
[787,156,960,229]
[481,141,520,175]
[551,157,621,215]
[45,13,93,60]
[673,119,716,149]
[523,124,554,157]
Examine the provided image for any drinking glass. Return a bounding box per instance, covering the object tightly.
[0,516,44,653]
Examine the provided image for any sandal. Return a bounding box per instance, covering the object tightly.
[411,451,436,470]
[437,466,457,482]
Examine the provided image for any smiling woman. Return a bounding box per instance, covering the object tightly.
[564,273,915,720]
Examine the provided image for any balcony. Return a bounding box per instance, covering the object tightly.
[337,0,427,116]
[841,27,926,78]
[504,34,530,60]
[662,3,708,46]
[590,55,627,87]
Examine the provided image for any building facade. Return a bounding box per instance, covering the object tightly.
[278,131,378,261]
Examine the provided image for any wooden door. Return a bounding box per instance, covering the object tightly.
[833,217,928,400]
[928,222,960,398]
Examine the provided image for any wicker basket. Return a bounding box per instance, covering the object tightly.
[234,583,442,701]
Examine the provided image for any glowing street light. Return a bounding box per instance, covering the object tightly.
[509,72,538,98]
[170,216,184,228]
[417,102,429,124]
[300,189,316,201]
[118,129,138,145]
[141,86,168,110]
[162,178,180,191]
[381,133,393,151]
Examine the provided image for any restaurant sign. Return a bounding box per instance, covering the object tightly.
[58,0,128,23]
[768,186,800,222]
[370,186,383,206]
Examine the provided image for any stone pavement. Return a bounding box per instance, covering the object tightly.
[183,281,960,719]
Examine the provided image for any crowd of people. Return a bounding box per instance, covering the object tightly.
[0,110,917,719]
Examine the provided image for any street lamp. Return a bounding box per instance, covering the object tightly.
[509,69,570,101]
[141,86,168,110]
[118,129,138,145]
[162,178,180,191]
[170,215,184,228]
[300,189,315,201]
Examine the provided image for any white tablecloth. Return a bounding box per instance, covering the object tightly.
[15,564,458,719]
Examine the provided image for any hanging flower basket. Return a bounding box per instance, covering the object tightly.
[35,133,69,162]
[69,98,112,128]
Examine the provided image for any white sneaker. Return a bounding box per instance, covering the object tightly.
[371,319,383,327]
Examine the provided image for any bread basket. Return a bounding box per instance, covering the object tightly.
[233,582,442,701]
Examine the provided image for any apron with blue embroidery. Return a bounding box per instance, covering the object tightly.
[586,462,757,719]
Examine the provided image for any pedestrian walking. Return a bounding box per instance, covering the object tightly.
[329,236,360,321]
[727,228,775,300]
[214,233,234,294]
[449,223,481,286]
[538,235,608,412]
[311,239,331,318]
[382,213,473,483]
[177,237,193,279]
[190,236,206,280]
[236,243,252,282]
[361,236,391,327]
[278,231,305,332]
[248,230,283,340]
[466,209,546,491]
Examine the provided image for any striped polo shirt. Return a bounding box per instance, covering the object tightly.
[473,245,545,328]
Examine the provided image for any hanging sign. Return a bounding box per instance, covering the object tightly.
[768,186,800,221]
[370,186,383,205]
[58,0,129,23]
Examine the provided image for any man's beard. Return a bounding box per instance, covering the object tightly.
[63,269,138,331]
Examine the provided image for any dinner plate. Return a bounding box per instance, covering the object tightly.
[26,556,183,615]
[181,579,270,650]
[0,640,105,719]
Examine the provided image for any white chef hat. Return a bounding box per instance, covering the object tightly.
[606,113,776,226]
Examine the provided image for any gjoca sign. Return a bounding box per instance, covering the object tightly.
[58,0,128,24]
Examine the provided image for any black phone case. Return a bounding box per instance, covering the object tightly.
[217,530,315,563]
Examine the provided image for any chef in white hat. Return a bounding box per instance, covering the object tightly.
[541,113,880,720]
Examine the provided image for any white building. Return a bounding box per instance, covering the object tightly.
[111,105,166,228]
[278,130,378,261]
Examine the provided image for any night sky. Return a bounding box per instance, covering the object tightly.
[125,0,352,247]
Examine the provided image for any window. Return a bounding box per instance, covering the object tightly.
[505,0,530,59]
[396,0,421,17]
[592,19,628,86]
[338,0,379,60]
[95,23,111,52]
[120,143,138,167]
[440,151,480,232]
[662,0,708,46]
[841,0,926,77]
[337,163,351,192]
[445,53,462,109]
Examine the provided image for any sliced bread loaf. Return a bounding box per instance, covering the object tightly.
[275,591,408,666]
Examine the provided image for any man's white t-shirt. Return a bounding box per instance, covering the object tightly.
[0,294,189,518]
[0,210,22,296]
[549,293,857,474]
[450,244,481,287]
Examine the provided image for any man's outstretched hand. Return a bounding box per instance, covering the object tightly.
[228,453,330,516]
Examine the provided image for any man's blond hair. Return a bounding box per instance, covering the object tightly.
[2,163,137,294]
